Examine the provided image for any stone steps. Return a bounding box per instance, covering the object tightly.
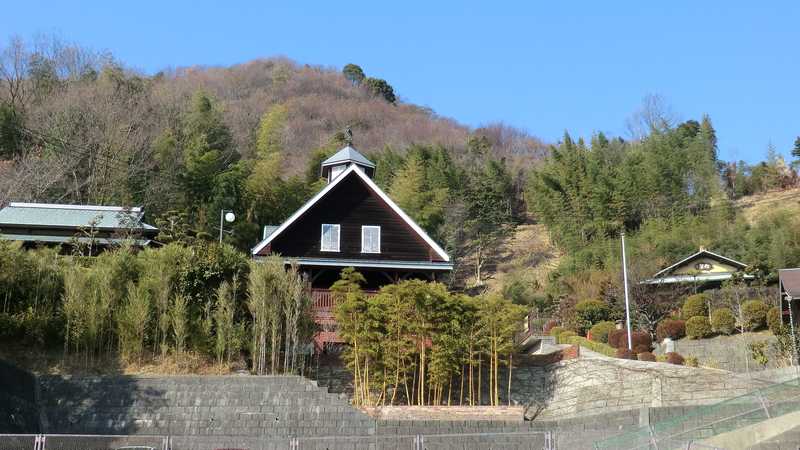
[38,375,375,437]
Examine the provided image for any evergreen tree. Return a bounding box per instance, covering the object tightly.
[364,77,396,104]
[342,63,366,86]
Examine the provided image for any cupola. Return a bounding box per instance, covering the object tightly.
[320,145,376,182]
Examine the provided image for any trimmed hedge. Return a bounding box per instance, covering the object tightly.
[608,330,652,353]
[767,306,783,334]
[588,321,616,344]
[563,335,617,358]
[742,300,769,331]
[608,329,625,348]
[666,352,685,365]
[556,330,578,343]
[616,348,636,360]
[656,319,686,341]
[686,316,713,339]
[549,326,566,337]
[574,299,612,333]
[682,294,709,319]
[637,352,657,362]
[543,319,559,334]
[710,308,736,335]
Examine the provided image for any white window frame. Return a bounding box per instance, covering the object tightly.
[320,224,340,252]
[361,225,381,254]
[329,164,346,181]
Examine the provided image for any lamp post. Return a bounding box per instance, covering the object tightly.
[219,209,235,243]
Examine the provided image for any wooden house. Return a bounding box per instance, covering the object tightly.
[643,248,752,289]
[0,202,158,253]
[250,145,453,350]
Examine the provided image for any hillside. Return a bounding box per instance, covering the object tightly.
[735,187,800,224]
[0,42,546,207]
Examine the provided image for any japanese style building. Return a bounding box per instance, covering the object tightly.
[251,145,453,349]
[642,248,753,289]
[0,202,158,253]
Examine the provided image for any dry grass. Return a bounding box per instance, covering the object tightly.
[0,342,237,376]
[461,220,562,294]
[735,187,800,224]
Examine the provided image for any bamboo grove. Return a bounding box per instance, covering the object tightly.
[0,240,315,374]
[332,268,526,407]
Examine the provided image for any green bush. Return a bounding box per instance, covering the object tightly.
[686,316,713,339]
[710,308,736,335]
[588,321,616,344]
[563,335,617,357]
[656,319,686,341]
[557,330,578,343]
[549,326,566,337]
[767,306,784,334]
[684,356,699,367]
[682,294,709,319]
[574,299,612,334]
[742,300,769,331]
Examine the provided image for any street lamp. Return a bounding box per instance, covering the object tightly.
[219,209,235,243]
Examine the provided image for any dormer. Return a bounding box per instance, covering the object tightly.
[320,145,376,182]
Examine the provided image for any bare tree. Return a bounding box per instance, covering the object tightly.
[625,94,678,140]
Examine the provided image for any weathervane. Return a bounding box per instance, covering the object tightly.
[344,126,353,146]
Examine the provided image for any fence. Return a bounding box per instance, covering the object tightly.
[0,431,556,450]
[593,377,800,449]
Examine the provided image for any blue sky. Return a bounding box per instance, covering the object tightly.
[3,1,799,163]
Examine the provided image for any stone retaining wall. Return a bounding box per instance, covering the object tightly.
[654,333,783,372]
[0,358,39,433]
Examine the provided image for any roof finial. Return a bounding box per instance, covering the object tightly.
[344,127,353,146]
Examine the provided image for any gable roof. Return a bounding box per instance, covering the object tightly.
[251,164,449,261]
[0,202,157,231]
[779,268,800,300]
[652,249,747,279]
[321,146,375,168]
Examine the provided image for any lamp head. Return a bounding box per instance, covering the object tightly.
[224,212,236,223]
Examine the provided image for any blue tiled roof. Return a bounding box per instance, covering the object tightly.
[321,146,375,168]
[0,202,157,231]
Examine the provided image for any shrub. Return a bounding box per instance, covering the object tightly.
[543,319,559,334]
[684,356,699,367]
[637,352,656,362]
[563,335,617,357]
[574,299,612,333]
[557,330,578,344]
[588,321,616,344]
[608,330,652,352]
[666,352,685,365]
[710,308,736,335]
[682,294,709,319]
[615,348,636,360]
[656,319,686,341]
[686,316,713,339]
[608,328,625,348]
[767,306,783,334]
[742,300,769,331]
[548,326,565,337]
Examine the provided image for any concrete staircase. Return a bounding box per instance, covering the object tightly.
[38,375,376,437]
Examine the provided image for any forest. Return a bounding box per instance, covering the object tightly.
[2,35,800,388]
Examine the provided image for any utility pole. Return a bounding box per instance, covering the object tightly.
[219,210,235,244]
[622,232,633,351]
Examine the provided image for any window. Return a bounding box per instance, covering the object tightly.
[321,224,340,252]
[361,226,381,253]
[329,164,346,181]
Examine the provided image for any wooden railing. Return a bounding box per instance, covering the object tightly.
[311,288,377,315]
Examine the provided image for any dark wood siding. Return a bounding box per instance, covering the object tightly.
[268,173,437,261]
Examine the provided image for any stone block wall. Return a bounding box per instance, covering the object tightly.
[654,333,783,372]
[0,358,39,433]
